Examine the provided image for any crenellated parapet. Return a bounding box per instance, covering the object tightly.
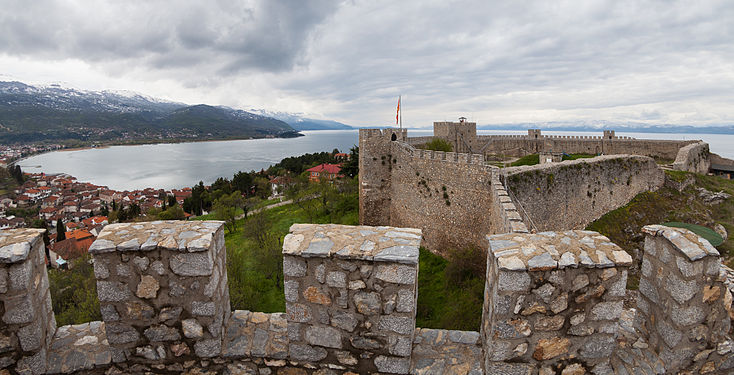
[0,221,732,374]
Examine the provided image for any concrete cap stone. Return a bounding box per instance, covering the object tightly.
[0,228,45,263]
[487,230,631,271]
[89,220,223,254]
[284,224,421,264]
[641,224,720,261]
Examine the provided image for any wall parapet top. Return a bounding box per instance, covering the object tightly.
[0,228,45,263]
[283,223,421,265]
[89,220,223,254]
[487,230,632,271]
[641,224,720,260]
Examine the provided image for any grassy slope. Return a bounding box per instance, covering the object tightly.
[587,171,734,272]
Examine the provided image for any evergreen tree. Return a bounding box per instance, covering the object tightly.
[56,219,66,242]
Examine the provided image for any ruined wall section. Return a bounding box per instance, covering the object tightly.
[388,141,497,251]
[502,155,665,232]
[672,141,711,174]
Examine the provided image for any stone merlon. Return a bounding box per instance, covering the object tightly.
[88,220,223,254]
[0,228,46,263]
[641,224,720,260]
[488,230,632,271]
[283,223,421,265]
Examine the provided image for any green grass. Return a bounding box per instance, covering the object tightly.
[664,169,690,183]
[663,222,724,246]
[224,188,359,313]
[510,154,540,167]
[416,248,484,331]
[587,172,734,278]
[562,153,596,161]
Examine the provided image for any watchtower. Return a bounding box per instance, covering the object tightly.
[433,118,476,153]
[603,130,616,140]
[527,129,542,139]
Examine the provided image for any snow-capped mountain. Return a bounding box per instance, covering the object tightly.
[250,109,353,130]
[0,81,298,143]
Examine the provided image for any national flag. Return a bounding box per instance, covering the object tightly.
[396,96,401,124]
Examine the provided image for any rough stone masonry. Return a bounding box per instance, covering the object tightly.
[482,230,632,374]
[88,220,230,365]
[283,223,421,374]
[0,229,56,375]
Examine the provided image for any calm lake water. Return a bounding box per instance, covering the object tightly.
[20,129,734,191]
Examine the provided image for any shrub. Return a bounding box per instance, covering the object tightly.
[425,138,453,152]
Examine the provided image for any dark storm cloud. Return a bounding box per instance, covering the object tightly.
[0,0,340,73]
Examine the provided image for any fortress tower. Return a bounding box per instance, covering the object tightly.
[433,118,476,153]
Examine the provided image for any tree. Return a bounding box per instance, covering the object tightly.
[242,196,261,219]
[167,195,176,208]
[56,219,66,241]
[341,146,359,178]
[425,138,453,152]
[213,191,244,233]
[232,171,254,196]
[158,205,186,220]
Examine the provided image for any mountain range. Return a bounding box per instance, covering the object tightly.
[249,110,352,131]
[0,81,351,144]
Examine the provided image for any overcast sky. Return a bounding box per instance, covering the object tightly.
[1,0,733,128]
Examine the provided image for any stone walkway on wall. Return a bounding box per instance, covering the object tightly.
[35,301,734,374]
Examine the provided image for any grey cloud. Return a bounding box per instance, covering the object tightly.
[0,0,340,72]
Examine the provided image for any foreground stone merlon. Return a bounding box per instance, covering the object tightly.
[284,223,421,264]
[487,230,632,271]
[482,230,630,374]
[0,228,56,375]
[89,220,229,365]
[635,225,733,373]
[283,224,421,374]
[89,220,223,254]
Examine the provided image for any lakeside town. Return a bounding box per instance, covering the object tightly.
[0,150,350,269]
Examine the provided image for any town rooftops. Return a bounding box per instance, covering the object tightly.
[306,163,342,174]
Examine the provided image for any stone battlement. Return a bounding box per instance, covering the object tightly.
[0,222,732,374]
[394,141,485,166]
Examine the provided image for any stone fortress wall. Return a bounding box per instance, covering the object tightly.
[501,155,666,231]
[360,128,521,252]
[1,220,733,374]
[407,122,698,161]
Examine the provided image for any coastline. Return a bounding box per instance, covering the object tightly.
[8,132,307,166]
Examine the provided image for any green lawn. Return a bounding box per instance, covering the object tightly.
[510,154,540,167]
[663,222,724,246]
[415,248,484,331]
[562,153,596,161]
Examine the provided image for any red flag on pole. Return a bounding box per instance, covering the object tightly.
[396,96,400,125]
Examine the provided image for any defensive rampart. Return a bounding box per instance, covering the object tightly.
[360,129,511,251]
[1,221,732,374]
[502,155,665,231]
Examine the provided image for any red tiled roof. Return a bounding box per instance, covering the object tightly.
[306,163,342,174]
[51,237,94,261]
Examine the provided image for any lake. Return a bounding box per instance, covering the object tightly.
[19,129,734,191]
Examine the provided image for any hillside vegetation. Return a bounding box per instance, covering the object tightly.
[587,171,734,274]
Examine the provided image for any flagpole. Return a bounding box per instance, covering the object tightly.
[399,95,402,129]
